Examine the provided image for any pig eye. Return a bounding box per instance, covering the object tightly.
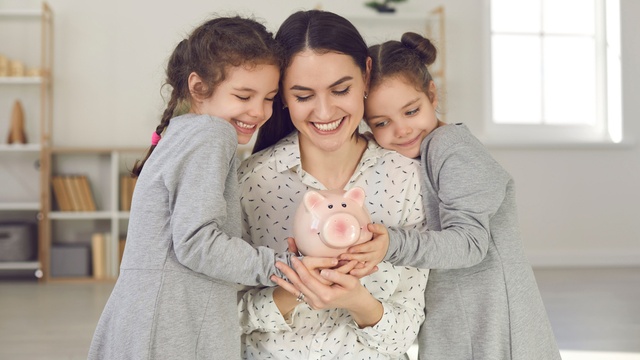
[341,203,347,208]
[328,204,333,209]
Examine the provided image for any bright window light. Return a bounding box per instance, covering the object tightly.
[488,0,622,145]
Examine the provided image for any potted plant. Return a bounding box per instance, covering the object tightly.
[365,0,407,13]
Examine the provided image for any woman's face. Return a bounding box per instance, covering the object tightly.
[282,50,367,153]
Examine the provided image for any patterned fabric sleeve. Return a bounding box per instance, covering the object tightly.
[352,266,429,357]
[238,287,292,334]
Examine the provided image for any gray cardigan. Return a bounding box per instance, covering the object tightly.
[88,114,291,360]
[387,124,561,359]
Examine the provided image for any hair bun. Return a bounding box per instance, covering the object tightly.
[400,32,437,66]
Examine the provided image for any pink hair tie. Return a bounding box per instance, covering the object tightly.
[151,132,162,146]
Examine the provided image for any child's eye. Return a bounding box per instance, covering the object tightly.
[235,95,250,101]
[406,107,419,116]
[374,120,390,128]
[333,86,351,96]
[265,97,275,102]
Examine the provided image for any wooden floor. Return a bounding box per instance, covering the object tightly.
[0,267,639,360]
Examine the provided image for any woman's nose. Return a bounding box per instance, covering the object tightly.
[314,95,334,121]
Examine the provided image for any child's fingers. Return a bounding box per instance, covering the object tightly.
[338,252,369,262]
[287,237,299,254]
[349,263,379,278]
[345,241,376,255]
[333,260,359,274]
[302,256,338,271]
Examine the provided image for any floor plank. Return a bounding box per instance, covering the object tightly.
[1,267,638,359]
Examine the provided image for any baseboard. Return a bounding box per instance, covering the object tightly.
[528,251,640,268]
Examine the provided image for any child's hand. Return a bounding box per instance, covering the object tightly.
[339,223,389,278]
[286,237,300,255]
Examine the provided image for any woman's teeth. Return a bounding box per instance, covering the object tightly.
[236,120,256,129]
[313,118,342,131]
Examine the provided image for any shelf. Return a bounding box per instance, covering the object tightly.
[0,202,40,211]
[0,77,43,85]
[1,1,54,281]
[0,143,41,152]
[0,261,40,270]
[116,211,131,219]
[51,146,146,154]
[49,211,115,220]
[0,9,42,18]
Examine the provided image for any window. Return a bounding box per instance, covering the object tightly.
[487,0,622,145]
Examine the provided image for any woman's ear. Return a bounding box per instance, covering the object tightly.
[364,56,373,92]
[429,80,438,108]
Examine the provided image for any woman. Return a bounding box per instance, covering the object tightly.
[237,10,429,360]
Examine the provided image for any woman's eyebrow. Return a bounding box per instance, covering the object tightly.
[328,76,353,88]
[289,76,354,92]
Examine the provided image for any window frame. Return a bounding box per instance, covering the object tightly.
[481,0,625,148]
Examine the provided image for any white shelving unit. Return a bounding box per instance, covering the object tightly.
[46,147,145,281]
[0,2,52,279]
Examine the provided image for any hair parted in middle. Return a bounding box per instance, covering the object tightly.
[252,10,369,154]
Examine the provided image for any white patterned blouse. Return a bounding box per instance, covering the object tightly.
[237,132,430,360]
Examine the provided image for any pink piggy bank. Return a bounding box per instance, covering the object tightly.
[293,187,373,257]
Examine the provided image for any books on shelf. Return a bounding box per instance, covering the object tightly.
[51,175,96,211]
[91,232,126,279]
[120,175,137,211]
[91,233,105,279]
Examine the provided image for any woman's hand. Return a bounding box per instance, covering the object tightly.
[271,254,337,316]
[339,223,389,277]
[271,257,384,328]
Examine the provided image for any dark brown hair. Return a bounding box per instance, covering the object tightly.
[252,10,369,154]
[131,16,282,177]
[368,32,438,102]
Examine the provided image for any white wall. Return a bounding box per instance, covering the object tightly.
[5,0,639,267]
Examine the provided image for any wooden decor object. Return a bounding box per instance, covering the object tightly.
[9,60,25,77]
[7,100,28,144]
[0,54,8,77]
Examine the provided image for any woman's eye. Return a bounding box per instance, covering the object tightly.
[295,95,312,103]
[406,107,419,116]
[333,86,351,96]
[235,95,250,101]
[265,97,275,102]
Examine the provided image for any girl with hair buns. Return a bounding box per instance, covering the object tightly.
[343,32,562,359]
[87,16,319,360]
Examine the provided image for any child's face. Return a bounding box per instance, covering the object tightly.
[365,77,438,159]
[194,64,279,145]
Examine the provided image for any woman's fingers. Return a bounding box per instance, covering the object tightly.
[270,274,299,298]
[300,256,338,285]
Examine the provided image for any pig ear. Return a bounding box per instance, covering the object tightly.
[344,187,365,206]
[303,190,326,211]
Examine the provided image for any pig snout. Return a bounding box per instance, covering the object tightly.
[319,213,362,249]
